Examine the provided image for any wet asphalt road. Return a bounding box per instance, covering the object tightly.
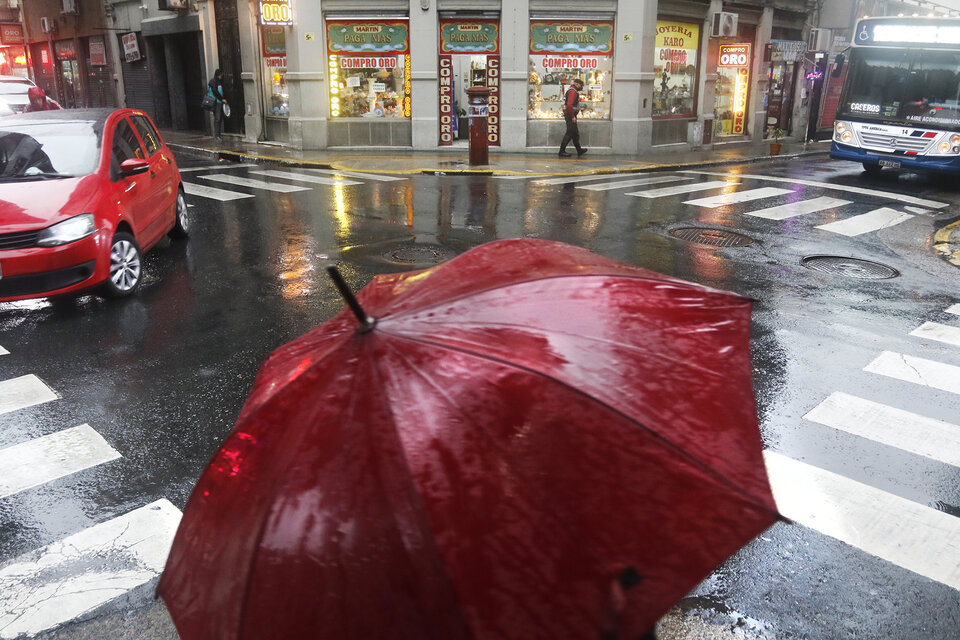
[2,153,959,639]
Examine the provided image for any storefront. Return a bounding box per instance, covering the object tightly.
[763,39,805,137]
[652,18,701,145]
[437,15,500,146]
[0,24,28,78]
[54,39,80,108]
[325,17,411,146]
[261,26,289,140]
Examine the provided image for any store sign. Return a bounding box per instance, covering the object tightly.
[655,20,699,74]
[54,40,77,61]
[262,26,286,57]
[0,24,23,45]
[530,21,614,55]
[768,39,806,63]
[266,56,286,68]
[122,33,141,62]
[487,55,500,145]
[340,57,397,69]
[438,55,454,145]
[259,0,293,26]
[439,19,499,54]
[89,38,106,66]
[719,43,750,67]
[327,20,409,55]
[542,57,599,69]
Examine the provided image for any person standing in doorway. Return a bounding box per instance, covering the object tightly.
[208,69,228,142]
[558,78,587,158]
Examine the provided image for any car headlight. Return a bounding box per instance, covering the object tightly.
[36,213,96,247]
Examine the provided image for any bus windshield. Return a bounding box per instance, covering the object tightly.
[839,48,960,130]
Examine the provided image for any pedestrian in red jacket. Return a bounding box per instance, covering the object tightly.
[558,78,587,158]
[26,86,59,112]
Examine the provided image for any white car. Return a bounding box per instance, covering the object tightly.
[0,75,40,113]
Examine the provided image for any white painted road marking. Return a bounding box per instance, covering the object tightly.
[864,351,960,396]
[493,174,549,180]
[576,176,693,191]
[0,500,182,640]
[911,321,960,348]
[250,169,363,186]
[0,375,58,416]
[745,196,853,220]
[626,180,739,199]
[0,346,7,356]
[307,169,406,182]
[182,182,254,201]
[177,163,257,173]
[199,174,311,193]
[804,392,960,467]
[0,425,121,499]
[682,170,949,209]
[815,207,913,237]
[684,186,794,208]
[948,304,960,315]
[764,450,960,591]
[904,206,932,215]
[535,174,625,185]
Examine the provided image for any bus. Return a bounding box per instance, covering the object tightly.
[830,16,960,174]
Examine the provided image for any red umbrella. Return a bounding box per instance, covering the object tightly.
[158,238,780,640]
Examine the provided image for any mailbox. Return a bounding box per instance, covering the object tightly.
[465,86,492,166]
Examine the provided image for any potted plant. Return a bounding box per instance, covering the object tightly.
[769,128,786,155]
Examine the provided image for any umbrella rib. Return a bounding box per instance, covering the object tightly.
[380,273,745,322]
[377,329,778,516]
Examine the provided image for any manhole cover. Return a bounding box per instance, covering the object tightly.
[383,243,458,265]
[668,227,754,247]
[801,255,899,279]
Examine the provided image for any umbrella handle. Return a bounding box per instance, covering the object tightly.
[326,265,377,333]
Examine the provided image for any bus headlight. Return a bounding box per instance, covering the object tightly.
[951,134,960,146]
[939,141,952,153]
[834,121,853,144]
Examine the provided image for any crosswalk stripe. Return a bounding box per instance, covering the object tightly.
[199,174,311,193]
[815,207,913,236]
[576,176,693,191]
[904,206,932,215]
[626,180,738,198]
[804,392,960,467]
[684,186,794,208]
[177,163,257,173]
[864,351,960,395]
[306,169,406,182]
[182,182,254,201]
[0,425,121,499]
[744,195,852,220]
[682,170,949,209]
[250,170,363,186]
[0,346,7,356]
[534,174,622,185]
[0,499,182,639]
[0,375,57,416]
[764,450,960,591]
[948,304,960,315]
[910,321,960,347]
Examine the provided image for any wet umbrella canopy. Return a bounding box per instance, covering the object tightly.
[158,238,780,640]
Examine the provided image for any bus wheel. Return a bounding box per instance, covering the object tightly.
[862,162,882,176]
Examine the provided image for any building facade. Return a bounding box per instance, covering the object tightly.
[235,0,831,153]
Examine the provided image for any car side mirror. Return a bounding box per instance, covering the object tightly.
[119,158,150,177]
[831,54,845,77]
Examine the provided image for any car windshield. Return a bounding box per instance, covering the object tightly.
[0,81,32,96]
[839,48,960,129]
[0,121,99,179]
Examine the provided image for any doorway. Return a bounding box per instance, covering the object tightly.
[437,15,500,147]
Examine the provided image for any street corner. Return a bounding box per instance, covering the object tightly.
[933,217,960,267]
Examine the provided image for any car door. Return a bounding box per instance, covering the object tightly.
[130,114,178,235]
[110,116,154,242]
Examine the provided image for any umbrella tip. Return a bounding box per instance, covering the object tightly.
[325,264,377,333]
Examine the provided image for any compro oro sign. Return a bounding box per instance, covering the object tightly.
[259,0,293,26]
[718,43,750,67]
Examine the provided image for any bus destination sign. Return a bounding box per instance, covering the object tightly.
[854,18,960,48]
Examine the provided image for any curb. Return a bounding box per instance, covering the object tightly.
[933,218,960,267]
[166,142,829,178]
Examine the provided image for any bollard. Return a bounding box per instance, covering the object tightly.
[466,86,492,166]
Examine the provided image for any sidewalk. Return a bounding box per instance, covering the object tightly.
[161,129,831,177]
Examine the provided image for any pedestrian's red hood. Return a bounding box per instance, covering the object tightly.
[0,175,99,233]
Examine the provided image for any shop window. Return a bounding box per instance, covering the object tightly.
[262,27,288,118]
[527,20,614,120]
[653,20,700,119]
[714,43,752,137]
[326,20,411,119]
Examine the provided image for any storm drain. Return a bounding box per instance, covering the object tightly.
[668,227,754,247]
[383,243,458,265]
[800,255,899,279]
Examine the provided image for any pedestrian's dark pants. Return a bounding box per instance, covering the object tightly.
[560,114,582,154]
[212,104,223,140]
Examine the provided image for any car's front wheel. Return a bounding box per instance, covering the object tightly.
[169,187,189,239]
[102,232,142,298]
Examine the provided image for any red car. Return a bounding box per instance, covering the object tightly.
[0,108,188,301]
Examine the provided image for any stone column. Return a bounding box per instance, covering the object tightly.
[499,0,528,151]
[751,5,774,145]
[614,0,654,154]
[286,0,327,149]
[410,0,438,149]
[237,0,262,143]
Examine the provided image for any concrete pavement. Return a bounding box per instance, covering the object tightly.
[161,128,831,177]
